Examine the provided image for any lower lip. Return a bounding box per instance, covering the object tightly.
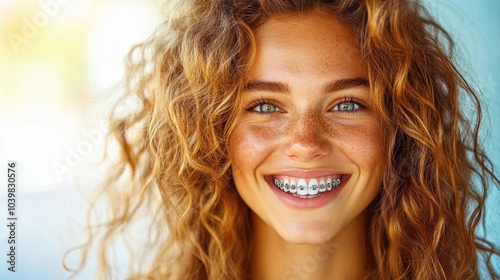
[266,176,347,210]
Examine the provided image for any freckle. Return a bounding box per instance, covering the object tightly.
[323,118,339,139]
[248,125,273,146]
[288,111,336,145]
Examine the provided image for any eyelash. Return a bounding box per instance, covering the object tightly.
[331,97,367,114]
[245,96,367,115]
[245,98,281,116]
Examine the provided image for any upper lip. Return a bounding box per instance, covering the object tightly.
[265,169,347,178]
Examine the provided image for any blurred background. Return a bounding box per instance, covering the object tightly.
[0,0,498,279]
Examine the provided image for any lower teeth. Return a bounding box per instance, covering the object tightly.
[294,194,318,198]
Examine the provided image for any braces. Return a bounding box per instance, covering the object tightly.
[273,178,341,192]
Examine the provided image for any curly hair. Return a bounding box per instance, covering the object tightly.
[67,0,500,279]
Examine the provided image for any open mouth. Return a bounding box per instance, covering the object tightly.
[270,174,343,199]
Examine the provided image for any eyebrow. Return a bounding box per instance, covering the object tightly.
[244,80,290,93]
[322,78,369,93]
[244,78,369,94]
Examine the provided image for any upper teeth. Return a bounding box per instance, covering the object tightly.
[273,176,341,197]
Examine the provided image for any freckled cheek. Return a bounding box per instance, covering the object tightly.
[229,122,285,169]
[332,123,385,167]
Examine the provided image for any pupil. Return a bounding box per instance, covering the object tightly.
[340,103,352,110]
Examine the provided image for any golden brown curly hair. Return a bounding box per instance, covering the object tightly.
[66,0,500,279]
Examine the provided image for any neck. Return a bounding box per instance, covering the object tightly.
[249,211,373,280]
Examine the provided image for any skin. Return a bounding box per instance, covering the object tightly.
[229,10,385,280]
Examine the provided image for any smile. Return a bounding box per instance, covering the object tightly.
[272,175,342,198]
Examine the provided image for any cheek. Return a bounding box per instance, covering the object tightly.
[334,121,385,169]
[229,122,280,170]
[229,117,385,173]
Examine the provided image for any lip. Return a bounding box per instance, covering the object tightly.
[264,171,349,210]
[269,169,345,178]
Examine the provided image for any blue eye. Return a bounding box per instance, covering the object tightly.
[252,103,281,113]
[333,101,360,112]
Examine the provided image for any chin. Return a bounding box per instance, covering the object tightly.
[275,220,339,245]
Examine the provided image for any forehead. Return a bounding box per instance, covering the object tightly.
[248,11,364,82]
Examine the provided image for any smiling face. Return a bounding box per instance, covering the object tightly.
[229,11,385,244]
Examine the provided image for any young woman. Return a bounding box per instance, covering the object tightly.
[70,0,499,279]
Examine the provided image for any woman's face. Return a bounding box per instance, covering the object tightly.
[229,11,385,244]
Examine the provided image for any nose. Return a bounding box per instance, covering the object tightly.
[282,110,332,161]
